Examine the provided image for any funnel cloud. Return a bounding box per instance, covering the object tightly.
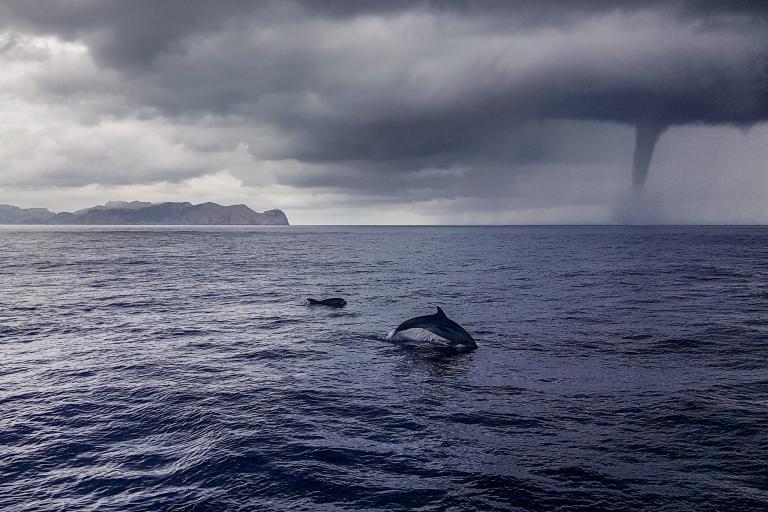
[0,1,767,223]
[632,122,666,190]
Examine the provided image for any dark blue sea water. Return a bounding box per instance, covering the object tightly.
[1,226,766,511]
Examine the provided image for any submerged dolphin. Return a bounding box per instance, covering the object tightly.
[391,307,477,349]
[307,297,347,307]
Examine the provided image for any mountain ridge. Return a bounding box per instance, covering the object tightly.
[0,201,289,225]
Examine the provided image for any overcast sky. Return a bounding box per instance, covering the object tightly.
[1,0,767,224]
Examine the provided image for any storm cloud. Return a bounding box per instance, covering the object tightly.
[1,1,767,223]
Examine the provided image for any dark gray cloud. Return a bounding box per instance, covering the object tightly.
[1,0,767,222]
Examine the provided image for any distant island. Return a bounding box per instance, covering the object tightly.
[0,201,289,225]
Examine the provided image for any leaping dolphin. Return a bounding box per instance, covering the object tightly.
[390,307,477,349]
[307,297,347,308]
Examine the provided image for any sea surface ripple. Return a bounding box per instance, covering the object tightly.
[0,225,766,511]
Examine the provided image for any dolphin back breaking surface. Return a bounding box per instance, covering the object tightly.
[307,297,347,307]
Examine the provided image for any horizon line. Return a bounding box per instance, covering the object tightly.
[3,223,768,228]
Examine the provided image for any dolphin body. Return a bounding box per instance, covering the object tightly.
[307,297,347,307]
[391,307,477,349]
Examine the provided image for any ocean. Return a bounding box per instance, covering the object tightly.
[0,225,766,511]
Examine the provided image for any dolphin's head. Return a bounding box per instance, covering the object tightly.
[434,307,477,349]
[447,330,477,349]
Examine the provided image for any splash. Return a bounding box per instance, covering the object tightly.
[386,327,446,343]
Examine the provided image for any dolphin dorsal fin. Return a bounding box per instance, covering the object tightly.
[436,306,446,317]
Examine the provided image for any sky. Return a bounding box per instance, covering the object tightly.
[1,0,767,224]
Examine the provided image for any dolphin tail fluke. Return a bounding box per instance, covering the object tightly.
[393,317,422,334]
